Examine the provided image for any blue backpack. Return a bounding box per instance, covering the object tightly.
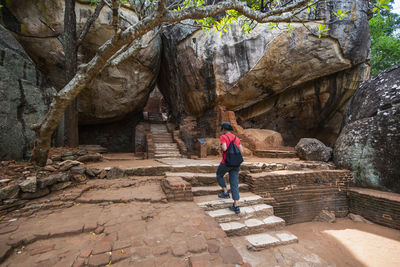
[225,135,243,167]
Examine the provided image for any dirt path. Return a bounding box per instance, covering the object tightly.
[0,180,243,267]
[287,219,400,267]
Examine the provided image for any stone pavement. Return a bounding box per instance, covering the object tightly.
[0,185,246,266]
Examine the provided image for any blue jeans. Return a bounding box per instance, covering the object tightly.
[216,163,240,201]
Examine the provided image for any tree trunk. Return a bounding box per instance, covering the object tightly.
[29,0,311,166]
[64,0,79,148]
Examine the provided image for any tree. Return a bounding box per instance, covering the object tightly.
[28,0,379,165]
[39,0,107,147]
[369,2,400,76]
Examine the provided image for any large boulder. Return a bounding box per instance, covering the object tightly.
[295,138,332,162]
[0,25,55,160]
[334,65,400,193]
[159,0,371,145]
[2,0,161,124]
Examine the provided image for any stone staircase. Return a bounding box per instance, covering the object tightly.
[148,112,164,123]
[194,191,298,251]
[150,123,183,159]
[164,170,298,251]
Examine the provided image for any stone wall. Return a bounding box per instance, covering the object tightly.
[0,160,93,216]
[0,25,55,160]
[245,170,354,224]
[79,112,142,153]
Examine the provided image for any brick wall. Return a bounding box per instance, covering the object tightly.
[245,170,354,224]
[161,177,193,201]
[348,188,400,230]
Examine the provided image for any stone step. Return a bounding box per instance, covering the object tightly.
[154,149,181,153]
[165,172,220,186]
[155,153,182,156]
[155,153,182,157]
[151,131,170,134]
[207,204,273,223]
[150,123,166,127]
[195,193,264,211]
[150,130,169,133]
[154,146,179,150]
[151,131,169,134]
[155,147,179,149]
[154,144,178,148]
[192,184,249,196]
[153,138,174,142]
[220,216,285,236]
[245,231,298,250]
[155,155,182,159]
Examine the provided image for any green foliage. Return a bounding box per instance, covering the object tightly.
[373,0,391,13]
[369,8,400,76]
[333,9,349,21]
[315,23,330,38]
[307,0,316,14]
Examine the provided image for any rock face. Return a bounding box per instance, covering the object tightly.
[334,65,400,193]
[295,138,332,162]
[2,0,161,124]
[0,25,55,160]
[159,0,371,145]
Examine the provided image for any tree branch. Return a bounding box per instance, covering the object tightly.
[30,0,328,165]
[112,0,120,33]
[104,0,133,26]
[77,0,106,47]
[163,0,317,24]
[109,26,163,66]
[39,18,63,43]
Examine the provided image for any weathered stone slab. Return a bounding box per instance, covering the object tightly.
[19,176,37,193]
[246,231,298,250]
[0,184,20,200]
[37,174,70,189]
[220,222,245,233]
[262,216,285,226]
[222,216,285,236]
[207,204,273,223]
[50,181,72,191]
[21,187,50,200]
[275,232,298,245]
[245,219,264,228]
[197,195,263,211]
[192,184,249,196]
[246,233,280,250]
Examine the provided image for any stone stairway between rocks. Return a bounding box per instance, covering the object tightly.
[165,171,298,251]
[150,123,183,159]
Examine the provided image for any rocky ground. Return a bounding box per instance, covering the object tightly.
[1,156,400,266]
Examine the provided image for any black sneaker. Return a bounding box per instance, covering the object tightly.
[218,192,230,199]
[229,205,240,214]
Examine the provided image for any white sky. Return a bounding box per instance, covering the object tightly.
[393,0,400,14]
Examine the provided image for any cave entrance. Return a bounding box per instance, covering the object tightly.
[78,87,171,154]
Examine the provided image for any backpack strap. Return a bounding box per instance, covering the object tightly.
[224,135,237,146]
